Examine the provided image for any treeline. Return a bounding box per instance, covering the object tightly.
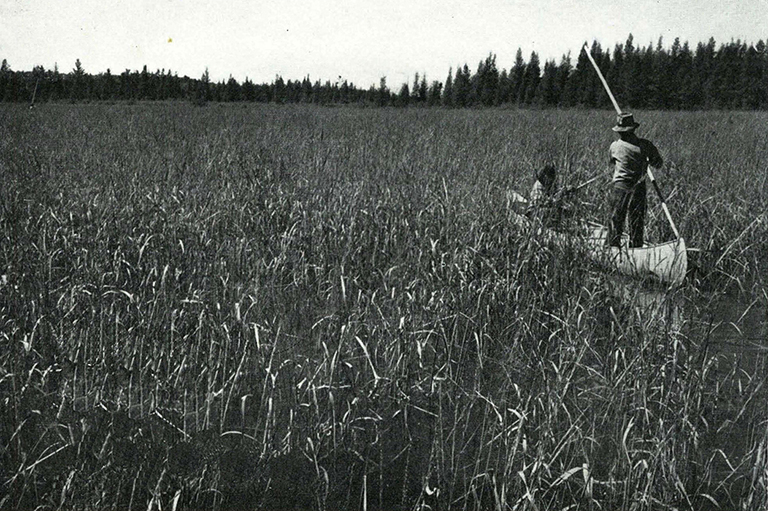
[2,35,766,110]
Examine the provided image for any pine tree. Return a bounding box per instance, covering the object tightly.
[100,68,115,100]
[510,49,526,104]
[46,63,62,101]
[698,37,717,107]
[192,68,211,105]
[581,41,604,107]
[418,74,428,103]
[225,75,241,101]
[554,53,572,107]
[663,37,682,108]
[756,40,768,109]
[637,42,656,108]
[675,41,696,109]
[28,65,45,104]
[452,64,471,107]
[536,59,558,106]
[468,60,482,106]
[299,76,312,103]
[380,77,391,106]
[562,44,589,107]
[477,53,499,106]
[622,34,642,108]
[241,77,255,101]
[70,58,85,101]
[427,80,442,106]
[442,67,453,107]
[521,51,541,105]
[411,73,420,103]
[606,43,624,104]
[0,59,11,102]
[496,69,511,105]
[398,82,410,107]
[273,75,286,104]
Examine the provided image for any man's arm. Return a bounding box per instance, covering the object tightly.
[608,144,616,171]
[645,140,663,168]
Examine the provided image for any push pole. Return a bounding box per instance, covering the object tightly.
[582,43,681,240]
[582,45,622,114]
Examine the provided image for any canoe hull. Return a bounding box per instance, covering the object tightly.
[511,210,688,286]
[586,225,687,286]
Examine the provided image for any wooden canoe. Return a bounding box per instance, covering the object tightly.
[509,196,687,286]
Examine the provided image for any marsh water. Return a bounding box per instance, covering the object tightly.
[611,279,767,503]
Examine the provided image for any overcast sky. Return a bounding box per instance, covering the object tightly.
[1,0,766,87]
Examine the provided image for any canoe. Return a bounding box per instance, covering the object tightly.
[584,223,687,286]
[509,194,687,286]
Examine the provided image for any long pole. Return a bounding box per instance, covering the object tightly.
[30,78,39,107]
[582,43,680,240]
[582,45,621,114]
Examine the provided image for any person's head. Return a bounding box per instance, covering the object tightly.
[537,164,557,191]
[612,112,639,139]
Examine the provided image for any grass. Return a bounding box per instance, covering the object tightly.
[0,102,766,510]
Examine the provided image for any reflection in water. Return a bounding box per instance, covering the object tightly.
[698,294,768,349]
[604,277,685,335]
[606,277,767,351]
[607,278,768,504]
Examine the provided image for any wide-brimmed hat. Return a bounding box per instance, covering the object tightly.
[612,112,640,132]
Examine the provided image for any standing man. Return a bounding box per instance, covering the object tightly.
[607,113,663,248]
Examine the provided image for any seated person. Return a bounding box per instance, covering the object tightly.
[529,164,557,206]
[527,165,578,229]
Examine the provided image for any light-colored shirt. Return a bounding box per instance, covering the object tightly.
[609,137,663,189]
[530,180,546,204]
[530,179,557,204]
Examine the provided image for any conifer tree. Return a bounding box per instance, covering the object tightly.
[427,80,442,106]
[695,37,717,108]
[622,34,642,107]
[99,68,115,100]
[452,64,471,107]
[755,40,768,109]
[70,58,85,101]
[225,76,241,101]
[496,69,510,105]
[418,74,428,103]
[675,41,696,109]
[192,67,211,105]
[520,51,540,104]
[606,43,624,104]
[510,49,526,104]
[0,59,11,102]
[377,77,389,106]
[272,75,286,103]
[468,59,483,106]
[411,73,420,103]
[581,41,604,107]
[536,59,558,106]
[562,44,589,107]
[398,82,410,107]
[554,53,571,106]
[442,67,453,107]
[477,53,499,106]
[300,76,312,103]
[598,46,613,108]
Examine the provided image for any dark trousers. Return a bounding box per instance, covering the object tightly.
[607,181,646,248]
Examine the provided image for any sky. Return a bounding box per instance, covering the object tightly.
[1,0,766,88]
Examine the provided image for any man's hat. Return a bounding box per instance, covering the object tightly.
[612,112,640,132]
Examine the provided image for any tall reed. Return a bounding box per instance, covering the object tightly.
[0,103,765,510]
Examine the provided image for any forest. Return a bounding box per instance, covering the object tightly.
[1,34,767,109]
